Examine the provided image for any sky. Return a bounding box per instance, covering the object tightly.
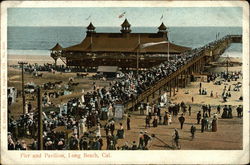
[7,7,242,27]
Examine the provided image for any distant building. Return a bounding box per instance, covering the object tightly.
[51,19,191,69]
[97,66,118,78]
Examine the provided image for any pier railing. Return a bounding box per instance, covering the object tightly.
[124,34,242,110]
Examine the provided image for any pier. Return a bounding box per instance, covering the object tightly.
[125,34,242,111]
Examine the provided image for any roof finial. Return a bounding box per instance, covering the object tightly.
[121,19,131,33]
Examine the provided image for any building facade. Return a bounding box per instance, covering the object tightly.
[51,19,191,69]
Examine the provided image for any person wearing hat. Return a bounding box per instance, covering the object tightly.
[104,122,110,136]
[152,114,158,127]
[188,105,192,116]
[197,111,201,124]
[97,136,103,150]
[228,105,233,118]
[108,141,116,150]
[127,115,131,130]
[79,137,88,150]
[173,129,180,149]
[93,138,100,150]
[106,133,112,150]
[138,131,144,149]
[117,123,124,139]
[163,112,167,125]
[21,140,27,150]
[8,138,15,150]
[212,116,218,132]
[201,117,205,133]
[96,123,101,137]
[69,135,79,150]
[145,115,150,128]
[110,121,115,136]
[190,124,196,140]
[57,138,65,150]
[131,141,137,150]
[178,114,185,129]
[15,140,22,150]
[143,131,151,148]
[30,139,37,150]
[45,138,53,150]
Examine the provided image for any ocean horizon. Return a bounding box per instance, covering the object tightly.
[7,26,242,56]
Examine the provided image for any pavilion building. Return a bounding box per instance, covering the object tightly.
[51,19,191,69]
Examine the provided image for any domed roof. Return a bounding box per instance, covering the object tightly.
[158,22,167,31]
[121,19,131,27]
[87,22,95,30]
[50,43,62,51]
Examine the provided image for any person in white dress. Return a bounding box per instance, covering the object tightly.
[108,104,113,118]
[79,117,87,137]
[168,114,172,125]
[96,124,101,137]
[146,103,150,116]
[25,102,28,114]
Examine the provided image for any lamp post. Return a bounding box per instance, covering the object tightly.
[18,61,28,114]
[167,41,170,61]
[136,49,139,76]
[137,34,141,77]
[37,87,43,150]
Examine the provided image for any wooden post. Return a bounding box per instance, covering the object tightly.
[18,61,28,115]
[169,81,172,97]
[181,72,183,88]
[176,76,179,91]
[201,58,204,72]
[173,80,176,96]
[200,59,203,72]
[37,87,43,150]
[184,71,187,87]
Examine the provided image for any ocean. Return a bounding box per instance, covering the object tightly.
[7,26,242,56]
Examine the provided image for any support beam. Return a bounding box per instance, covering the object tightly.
[173,80,176,96]
[176,75,179,91]
[169,81,172,97]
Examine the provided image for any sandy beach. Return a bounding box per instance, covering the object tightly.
[8,55,65,65]
[7,54,243,150]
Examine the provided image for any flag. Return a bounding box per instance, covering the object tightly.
[86,15,91,20]
[118,12,126,18]
[160,14,163,20]
[141,41,168,49]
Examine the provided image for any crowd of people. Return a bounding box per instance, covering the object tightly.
[8,35,243,150]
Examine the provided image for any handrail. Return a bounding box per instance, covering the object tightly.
[124,35,242,110]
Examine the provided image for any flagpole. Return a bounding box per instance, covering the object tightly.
[167,27,170,61]
[91,33,93,51]
[137,34,140,77]
[168,41,169,61]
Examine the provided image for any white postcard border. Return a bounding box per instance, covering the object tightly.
[1,1,249,164]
